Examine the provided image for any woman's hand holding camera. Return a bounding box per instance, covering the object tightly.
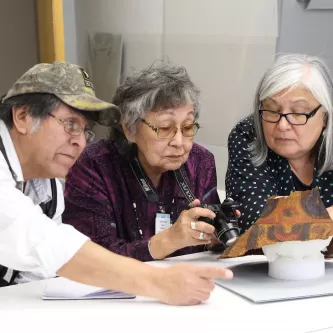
[149,199,217,259]
[169,199,217,246]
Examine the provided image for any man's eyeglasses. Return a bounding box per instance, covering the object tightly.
[141,119,200,139]
[49,114,95,143]
[259,104,322,125]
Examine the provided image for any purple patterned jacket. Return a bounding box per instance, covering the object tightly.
[62,140,220,261]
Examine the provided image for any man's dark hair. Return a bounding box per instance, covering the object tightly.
[0,93,63,128]
[0,93,97,129]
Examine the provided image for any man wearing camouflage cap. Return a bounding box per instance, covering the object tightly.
[0,61,232,305]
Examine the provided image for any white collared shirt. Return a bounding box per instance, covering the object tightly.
[0,120,89,282]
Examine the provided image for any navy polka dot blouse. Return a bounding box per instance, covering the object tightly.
[226,115,333,234]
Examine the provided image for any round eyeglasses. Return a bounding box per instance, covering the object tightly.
[49,114,95,143]
[259,104,322,125]
[141,119,200,139]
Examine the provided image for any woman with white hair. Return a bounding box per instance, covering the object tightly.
[63,61,221,260]
[226,53,333,234]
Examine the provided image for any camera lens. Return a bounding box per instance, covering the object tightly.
[214,218,239,247]
[197,200,240,249]
[223,230,239,246]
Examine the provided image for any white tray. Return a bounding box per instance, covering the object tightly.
[215,261,333,303]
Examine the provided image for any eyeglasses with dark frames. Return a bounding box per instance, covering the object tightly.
[141,119,200,139]
[49,114,95,143]
[259,104,322,125]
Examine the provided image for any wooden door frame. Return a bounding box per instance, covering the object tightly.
[36,0,65,63]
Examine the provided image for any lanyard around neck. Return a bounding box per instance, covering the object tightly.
[129,156,196,204]
[0,136,18,182]
[0,135,57,219]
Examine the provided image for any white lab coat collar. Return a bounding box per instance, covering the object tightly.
[0,120,24,182]
[0,120,51,204]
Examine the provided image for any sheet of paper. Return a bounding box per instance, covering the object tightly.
[42,277,136,300]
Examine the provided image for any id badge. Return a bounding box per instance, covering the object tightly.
[155,213,171,234]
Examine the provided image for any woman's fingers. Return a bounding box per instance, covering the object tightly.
[187,207,216,220]
[189,199,201,208]
[190,221,215,235]
[189,230,212,243]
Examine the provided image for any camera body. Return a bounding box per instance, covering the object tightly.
[199,198,240,249]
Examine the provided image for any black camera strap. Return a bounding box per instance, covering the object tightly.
[174,167,196,203]
[129,156,196,204]
[129,157,159,203]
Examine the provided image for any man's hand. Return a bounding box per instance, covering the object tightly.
[151,263,233,305]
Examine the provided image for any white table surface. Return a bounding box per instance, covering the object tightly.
[1,252,333,333]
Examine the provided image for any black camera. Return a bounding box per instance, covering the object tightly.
[199,198,240,249]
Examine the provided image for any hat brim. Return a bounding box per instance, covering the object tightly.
[57,93,120,127]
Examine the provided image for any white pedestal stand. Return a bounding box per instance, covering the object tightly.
[262,237,332,280]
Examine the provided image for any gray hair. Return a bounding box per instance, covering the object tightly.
[112,61,200,137]
[249,53,333,176]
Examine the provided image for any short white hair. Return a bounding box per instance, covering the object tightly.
[249,53,333,175]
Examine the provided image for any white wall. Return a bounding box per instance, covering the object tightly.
[163,0,277,145]
[162,0,278,190]
[63,0,78,64]
[63,0,333,190]
[277,0,333,71]
[74,0,164,73]
[0,0,38,93]
[67,0,278,190]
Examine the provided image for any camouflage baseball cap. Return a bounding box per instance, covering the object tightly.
[2,61,120,126]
